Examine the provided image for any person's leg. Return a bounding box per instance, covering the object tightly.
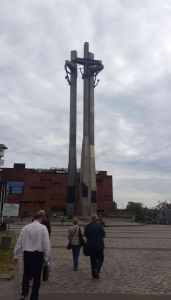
[72,246,75,268]
[72,246,78,270]
[74,246,80,270]
[89,249,97,278]
[30,251,43,300]
[29,266,33,286]
[21,251,32,298]
[96,249,104,274]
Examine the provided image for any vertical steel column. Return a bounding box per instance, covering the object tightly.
[89,52,97,214]
[80,42,91,217]
[66,51,78,216]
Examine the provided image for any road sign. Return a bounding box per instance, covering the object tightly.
[3,204,19,217]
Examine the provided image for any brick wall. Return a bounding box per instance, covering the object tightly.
[0,168,113,213]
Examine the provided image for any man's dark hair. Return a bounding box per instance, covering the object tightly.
[33,212,42,220]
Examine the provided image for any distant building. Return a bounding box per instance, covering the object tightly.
[0,165,113,213]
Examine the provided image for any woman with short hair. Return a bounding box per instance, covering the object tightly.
[68,218,84,271]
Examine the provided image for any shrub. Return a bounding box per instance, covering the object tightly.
[67,215,73,219]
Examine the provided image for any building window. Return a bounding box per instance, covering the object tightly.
[31,187,46,189]
[11,186,23,194]
[51,206,66,211]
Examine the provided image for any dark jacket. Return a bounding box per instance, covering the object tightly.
[84,222,106,250]
[42,218,51,237]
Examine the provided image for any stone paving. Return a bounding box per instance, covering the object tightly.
[0,280,14,300]
[11,222,171,295]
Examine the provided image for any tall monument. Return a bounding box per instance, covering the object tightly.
[65,43,104,217]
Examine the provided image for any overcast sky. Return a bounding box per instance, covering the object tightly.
[1,0,171,208]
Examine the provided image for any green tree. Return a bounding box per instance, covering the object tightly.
[113,201,117,211]
[126,201,148,222]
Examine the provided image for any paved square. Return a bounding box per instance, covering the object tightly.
[12,221,171,295]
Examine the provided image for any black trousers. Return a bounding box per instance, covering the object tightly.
[89,249,104,278]
[22,251,43,300]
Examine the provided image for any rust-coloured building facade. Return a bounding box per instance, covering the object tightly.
[0,167,113,213]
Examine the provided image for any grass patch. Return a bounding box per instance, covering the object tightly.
[0,249,15,276]
[0,231,15,277]
[0,231,15,245]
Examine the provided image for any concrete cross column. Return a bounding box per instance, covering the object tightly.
[89,52,97,215]
[65,50,78,215]
[80,43,91,217]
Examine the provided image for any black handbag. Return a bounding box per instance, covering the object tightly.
[79,227,85,247]
[42,264,49,281]
[67,242,72,250]
[83,242,90,256]
[67,225,78,250]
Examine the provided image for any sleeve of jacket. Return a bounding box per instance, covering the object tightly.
[80,227,84,237]
[84,225,88,238]
[68,228,71,241]
[42,226,50,260]
[13,227,24,259]
[101,225,106,238]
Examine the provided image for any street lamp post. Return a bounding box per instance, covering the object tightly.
[2,188,9,223]
[0,144,8,226]
[0,144,8,166]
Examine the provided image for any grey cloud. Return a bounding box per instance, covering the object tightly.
[1,0,171,208]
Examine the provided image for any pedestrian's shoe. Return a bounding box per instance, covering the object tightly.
[20,295,26,300]
[74,268,78,271]
[94,269,99,279]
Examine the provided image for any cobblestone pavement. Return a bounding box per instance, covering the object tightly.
[11,222,171,295]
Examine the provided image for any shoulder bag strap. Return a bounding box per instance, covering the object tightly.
[69,225,78,243]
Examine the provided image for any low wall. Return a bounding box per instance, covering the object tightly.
[102,214,135,221]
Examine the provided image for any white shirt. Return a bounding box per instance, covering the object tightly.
[14,221,50,260]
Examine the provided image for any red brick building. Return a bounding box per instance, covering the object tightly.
[0,166,113,213]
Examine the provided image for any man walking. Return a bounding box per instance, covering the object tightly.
[29,210,51,287]
[13,212,50,300]
[84,214,106,279]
